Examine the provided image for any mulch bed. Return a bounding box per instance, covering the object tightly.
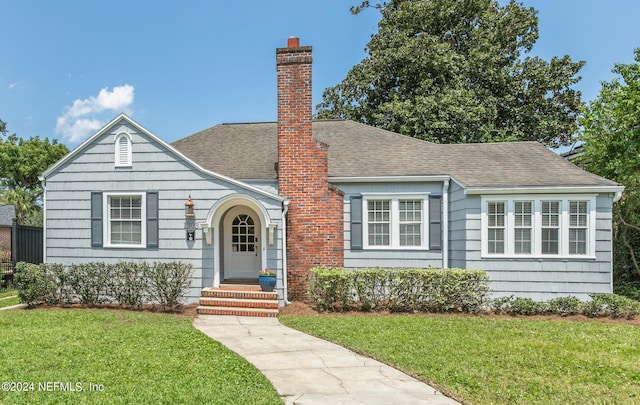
[278,301,640,326]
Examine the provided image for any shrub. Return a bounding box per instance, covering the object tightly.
[147,262,193,308]
[66,262,111,305]
[308,268,355,311]
[506,297,548,315]
[582,293,640,319]
[109,261,149,307]
[14,261,193,309]
[308,267,490,313]
[14,263,57,306]
[547,296,584,316]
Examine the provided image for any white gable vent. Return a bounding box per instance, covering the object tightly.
[115,133,132,167]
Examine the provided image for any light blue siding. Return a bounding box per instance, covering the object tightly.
[454,192,614,301]
[448,181,468,268]
[339,182,445,268]
[44,119,284,303]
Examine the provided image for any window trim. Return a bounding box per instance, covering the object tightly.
[114,132,132,167]
[480,195,596,259]
[362,193,430,250]
[103,192,146,248]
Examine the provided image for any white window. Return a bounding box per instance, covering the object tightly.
[367,200,390,246]
[481,196,595,258]
[105,193,146,247]
[514,201,532,254]
[541,201,560,254]
[115,133,132,167]
[569,201,588,255]
[487,201,505,254]
[363,194,429,249]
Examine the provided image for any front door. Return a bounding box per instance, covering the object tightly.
[223,206,261,280]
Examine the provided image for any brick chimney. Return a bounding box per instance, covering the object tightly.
[276,37,344,299]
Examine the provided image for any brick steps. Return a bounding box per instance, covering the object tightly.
[200,297,278,309]
[197,286,278,317]
[197,306,278,317]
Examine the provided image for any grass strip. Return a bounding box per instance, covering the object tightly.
[0,296,20,308]
[0,309,282,404]
[0,290,18,299]
[280,314,640,405]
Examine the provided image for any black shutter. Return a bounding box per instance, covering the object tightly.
[350,195,363,250]
[91,192,103,247]
[147,191,159,248]
[429,195,442,250]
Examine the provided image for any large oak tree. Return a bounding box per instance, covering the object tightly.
[317,0,585,146]
[580,49,640,285]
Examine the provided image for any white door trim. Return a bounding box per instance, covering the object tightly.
[205,194,272,287]
[223,206,261,279]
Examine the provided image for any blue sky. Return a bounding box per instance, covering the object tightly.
[1,1,638,147]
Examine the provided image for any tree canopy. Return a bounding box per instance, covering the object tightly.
[0,119,69,225]
[317,0,585,147]
[580,49,640,283]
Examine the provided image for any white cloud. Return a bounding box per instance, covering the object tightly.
[56,84,135,143]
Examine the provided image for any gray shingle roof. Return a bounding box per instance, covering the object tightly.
[0,205,15,227]
[171,120,617,188]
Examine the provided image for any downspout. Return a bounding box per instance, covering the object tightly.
[442,179,450,268]
[281,200,290,305]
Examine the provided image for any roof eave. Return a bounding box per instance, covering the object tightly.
[42,114,284,202]
[464,185,625,197]
[329,175,451,183]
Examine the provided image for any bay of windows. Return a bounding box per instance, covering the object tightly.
[481,196,594,257]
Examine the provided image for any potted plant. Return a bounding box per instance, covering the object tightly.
[258,268,276,292]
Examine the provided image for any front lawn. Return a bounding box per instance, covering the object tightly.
[0,296,20,308]
[279,314,640,405]
[0,309,282,404]
[0,289,17,299]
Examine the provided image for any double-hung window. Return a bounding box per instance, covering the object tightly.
[514,201,532,254]
[363,194,429,249]
[541,201,560,254]
[569,201,588,255]
[487,201,505,254]
[367,200,390,246]
[105,193,146,247]
[481,196,595,258]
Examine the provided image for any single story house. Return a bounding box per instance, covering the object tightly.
[42,38,623,305]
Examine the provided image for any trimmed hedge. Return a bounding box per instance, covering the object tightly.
[14,261,193,308]
[308,267,491,313]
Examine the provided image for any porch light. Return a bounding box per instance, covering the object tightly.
[184,196,196,241]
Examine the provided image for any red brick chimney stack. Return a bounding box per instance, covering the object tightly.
[276,37,344,299]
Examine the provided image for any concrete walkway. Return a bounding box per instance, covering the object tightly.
[194,315,461,405]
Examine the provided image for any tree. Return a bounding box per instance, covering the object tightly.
[0,120,69,225]
[580,49,640,285]
[317,0,585,147]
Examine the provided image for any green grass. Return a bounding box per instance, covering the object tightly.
[0,289,17,299]
[0,309,282,404]
[0,296,20,308]
[280,314,640,405]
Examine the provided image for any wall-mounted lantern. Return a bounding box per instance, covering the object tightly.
[184,196,196,241]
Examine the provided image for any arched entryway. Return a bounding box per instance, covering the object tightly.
[222,205,261,280]
[205,193,275,288]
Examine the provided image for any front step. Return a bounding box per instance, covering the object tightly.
[197,286,278,317]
